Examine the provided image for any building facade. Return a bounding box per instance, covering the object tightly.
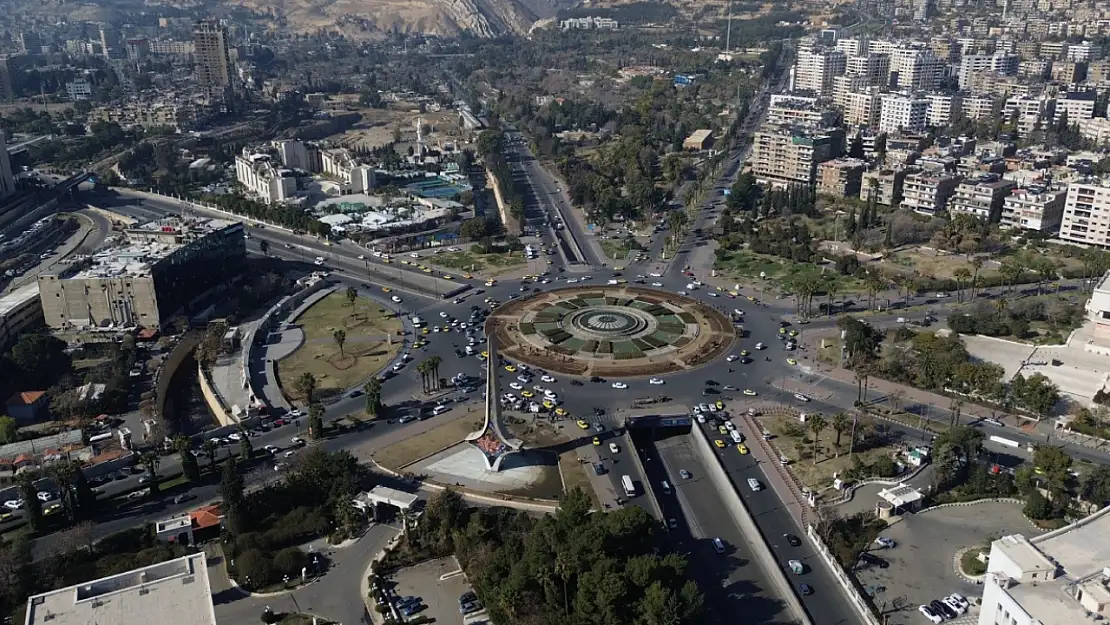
[948,176,1016,221]
[817,157,867,198]
[1000,186,1066,231]
[192,20,232,92]
[879,93,930,133]
[1060,180,1110,248]
[751,124,842,187]
[0,132,15,200]
[900,171,962,215]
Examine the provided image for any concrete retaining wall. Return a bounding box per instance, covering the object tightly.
[119,188,295,232]
[198,363,236,427]
[805,525,881,625]
[688,426,813,625]
[153,332,203,433]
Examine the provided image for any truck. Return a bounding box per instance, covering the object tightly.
[621,475,636,497]
[411,315,425,328]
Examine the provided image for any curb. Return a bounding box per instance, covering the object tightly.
[953,546,986,584]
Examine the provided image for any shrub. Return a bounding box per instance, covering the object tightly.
[1024,490,1053,520]
[273,547,308,577]
[237,548,276,588]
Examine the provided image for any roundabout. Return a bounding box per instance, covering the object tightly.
[485,286,736,377]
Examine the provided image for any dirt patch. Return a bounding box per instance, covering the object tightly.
[371,408,484,471]
[517,418,600,509]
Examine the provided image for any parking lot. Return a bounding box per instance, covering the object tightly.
[390,556,484,624]
[852,501,1035,622]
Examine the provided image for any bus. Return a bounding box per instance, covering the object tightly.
[621,475,636,497]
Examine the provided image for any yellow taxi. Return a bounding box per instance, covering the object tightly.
[779,327,787,334]
[521,390,534,398]
[463,274,473,279]
[715,400,724,411]
[382,287,391,292]
[740,350,749,357]
[743,389,757,396]
[0,511,12,523]
[729,291,739,297]
[736,444,749,455]
[718,425,729,434]
[787,358,797,366]
[592,436,601,446]
[422,267,432,273]
[481,351,489,358]
[443,274,453,280]
[421,328,430,335]
[383,259,392,264]
[576,420,589,429]
[485,279,497,286]
[713,439,726,448]
[555,407,568,416]
[44,503,63,516]
[505,365,517,373]
[542,400,554,409]
[400,259,410,265]
[789,330,799,337]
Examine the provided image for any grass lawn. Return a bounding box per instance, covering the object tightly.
[518,419,600,509]
[277,293,403,402]
[715,249,863,293]
[371,408,484,470]
[960,548,988,576]
[600,239,640,261]
[431,249,528,275]
[884,249,997,281]
[761,413,899,491]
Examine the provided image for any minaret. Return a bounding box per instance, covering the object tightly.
[725,0,733,54]
[415,118,425,160]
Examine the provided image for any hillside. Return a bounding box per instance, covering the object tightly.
[237,0,576,38]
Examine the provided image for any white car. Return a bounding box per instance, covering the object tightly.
[755,342,765,350]
[391,296,402,303]
[504,393,518,403]
[410,252,420,258]
[918,605,942,625]
[609,443,619,453]
[612,382,628,389]
[794,393,810,403]
[567,278,579,284]
[649,272,662,277]
[517,375,530,383]
[541,375,556,383]
[3,499,23,510]
[649,378,665,385]
[708,292,719,297]
[726,355,739,362]
[544,389,557,399]
[440,311,449,318]
[510,382,523,390]
[652,282,663,287]
[677,290,687,295]
[264,445,280,454]
[392,363,404,371]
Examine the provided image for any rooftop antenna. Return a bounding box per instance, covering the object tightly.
[725,0,733,53]
[415,117,425,159]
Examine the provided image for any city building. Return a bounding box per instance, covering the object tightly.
[1077,117,1110,145]
[888,48,944,90]
[0,283,42,351]
[793,49,847,95]
[234,152,297,204]
[98,25,121,59]
[948,175,1016,221]
[817,157,866,198]
[0,56,11,103]
[683,129,714,151]
[19,32,41,55]
[559,16,618,29]
[766,94,835,126]
[125,38,150,62]
[276,140,311,171]
[1055,91,1097,124]
[1050,60,1087,83]
[976,511,1110,625]
[192,20,233,93]
[861,168,908,206]
[900,171,962,215]
[832,75,870,108]
[844,90,881,127]
[319,147,377,193]
[65,80,93,101]
[149,40,195,56]
[1004,95,1055,136]
[962,94,996,121]
[0,132,15,200]
[1060,180,1110,248]
[24,553,217,625]
[37,218,246,332]
[925,93,962,127]
[879,93,930,133]
[751,124,842,187]
[845,53,890,86]
[1000,185,1067,232]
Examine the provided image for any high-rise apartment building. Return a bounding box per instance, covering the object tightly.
[19,32,41,55]
[793,50,846,95]
[889,48,943,90]
[879,93,930,133]
[900,171,963,215]
[844,90,882,127]
[1060,181,1110,247]
[751,124,842,187]
[0,57,12,103]
[925,93,962,128]
[845,54,890,86]
[192,20,233,92]
[1000,185,1066,232]
[0,133,15,201]
[962,94,996,121]
[1055,91,1096,123]
[948,176,1016,221]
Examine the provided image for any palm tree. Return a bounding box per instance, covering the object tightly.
[949,399,964,430]
[831,412,851,458]
[203,438,220,471]
[345,286,358,307]
[333,328,347,357]
[295,372,318,404]
[824,278,839,317]
[427,355,443,390]
[141,452,161,494]
[953,267,971,303]
[49,461,76,521]
[364,378,384,416]
[308,403,325,440]
[416,360,431,393]
[995,297,1008,321]
[970,256,984,299]
[808,414,828,465]
[258,239,270,256]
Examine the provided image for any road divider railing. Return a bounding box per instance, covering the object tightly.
[688,425,813,625]
[805,525,881,625]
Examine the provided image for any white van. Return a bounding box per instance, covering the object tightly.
[713,537,726,553]
[432,405,450,415]
[729,430,743,444]
[465,345,475,355]
[661,481,671,495]
[747,478,763,491]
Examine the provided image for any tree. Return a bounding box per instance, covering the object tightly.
[427,355,443,390]
[345,286,358,307]
[1023,489,1052,520]
[1033,445,1073,493]
[953,267,971,303]
[333,328,347,357]
[239,429,254,461]
[1080,464,1110,507]
[364,378,384,416]
[69,464,96,518]
[295,372,318,405]
[932,425,984,490]
[258,239,270,256]
[0,416,17,444]
[1011,373,1059,420]
[808,414,828,465]
[221,456,247,534]
[16,472,43,532]
[830,413,851,457]
[203,438,220,471]
[308,403,325,440]
[141,452,161,495]
[175,435,201,482]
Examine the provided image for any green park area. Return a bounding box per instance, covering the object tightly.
[277,291,403,402]
[371,408,484,470]
[432,249,527,276]
[600,238,643,261]
[714,249,862,293]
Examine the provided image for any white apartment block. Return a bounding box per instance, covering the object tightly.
[925,93,962,127]
[1060,181,1110,247]
[900,171,962,215]
[889,48,944,90]
[949,176,1016,221]
[1077,117,1110,145]
[1004,95,1055,136]
[977,511,1110,625]
[1039,41,1068,58]
[793,50,847,95]
[148,40,195,55]
[866,40,897,55]
[320,148,376,194]
[832,75,870,108]
[962,94,996,121]
[845,90,882,127]
[276,140,310,171]
[879,93,930,133]
[1000,185,1066,231]
[1055,91,1097,124]
[559,16,618,30]
[235,153,297,204]
[766,94,828,126]
[845,54,890,86]
[750,124,841,187]
[1067,41,1101,62]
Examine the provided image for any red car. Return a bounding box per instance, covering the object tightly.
[272,418,287,427]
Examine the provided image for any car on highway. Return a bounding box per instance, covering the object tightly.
[736,444,748,454]
[291,437,307,447]
[510,382,523,390]
[651,282,663,287]
[743,389,757,396]
[787,358,797,365]
[541,375,556,383]
[784,534,802,547]
[755,342,765,349]
[649,378,664,385]
[713,439,726,448]
[608,443,619,453]
[391,296,402,303]
[726,354,739,362]
[794,393,810,402]
[576,420,589,429]
[798,583,813,596]
[679,469,692,480]
[505,365,517,373]
[592,436,601,446]
[611,382,628,389]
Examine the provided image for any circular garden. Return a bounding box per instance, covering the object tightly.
[486,286,735,377]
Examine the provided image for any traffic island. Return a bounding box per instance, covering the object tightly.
[485,286,735,377]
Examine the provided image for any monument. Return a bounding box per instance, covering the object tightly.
[464,336,524,471]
